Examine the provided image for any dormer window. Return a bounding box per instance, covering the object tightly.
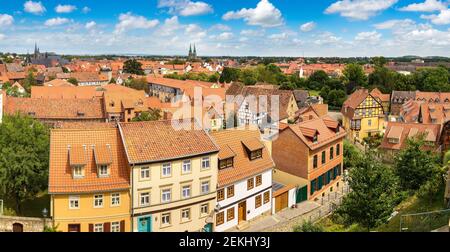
[98,164,109,177]
[73,165,84,178]
[110,101,115,107]
[28,112,36,116]
[249,149,263,160]
[219,157,234,169]
[77,111,85,117]
[388,137,399,144]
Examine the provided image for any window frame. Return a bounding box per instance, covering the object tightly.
[182,160,192,174]
[216,211,224,226]
[227,185,234,198]
[93,194,104,208]
[201,181,210,194]
[140,167,150,180]
[69,195,80,209]
[255,175,262,187]
[247,178,254,190]
[139,191,150,207]
[201,157,210,170]
[263,191,270,204]
[111,221,120,232]
[111,193,120,207]
[94,223,103,232]
[227,207,235,221]
[161,213,171,226]
[161,163,172,178]
[217,188,225,202]
[161,188,172,203]
[255,194,262,208]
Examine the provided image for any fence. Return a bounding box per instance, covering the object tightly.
[400,209,450,232]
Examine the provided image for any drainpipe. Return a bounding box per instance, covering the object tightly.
[131,163,134,232]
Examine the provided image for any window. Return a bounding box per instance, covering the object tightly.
[216,211,224,226]
[201,157,210,169]
[313,155,318,169]
[217,189,225,202]
[111,193,120,206]
[73,166,83,178]
[200,203,209,215]
[247,178,254,190]
[69,196,79,209]
[140,167,150,180]
[227,186,234,198]
[182,185,191,199]
[140,192,150,206]
[255,195,262,208]
[111,222,120,232]
[201,181,210,194]
[182,160,191,174]
[250,149,263,160]
[94,223,103,232]
[336,144,340,156]
[162,163,171,177]
[255,175,262,187]
[161,213,171,226]
[219,158,233,169]
[263,191,270,204]
[227,208,235,221]
[94,194,103,208]
[181,209,191,221]
[321,151,326,164]
[161,189,171,203]
[330,147,334,160]
[368,119,372,126]
[98,165,108,177]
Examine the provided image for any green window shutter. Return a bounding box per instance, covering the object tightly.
[310,180,316,195]
[318,175,323,189]
[326,170,331,184]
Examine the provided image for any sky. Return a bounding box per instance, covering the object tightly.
[0,0,449,57]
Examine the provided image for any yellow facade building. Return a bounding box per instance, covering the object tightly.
[118,119,220,232]
[341,89,386,141]
[49,127,131,232]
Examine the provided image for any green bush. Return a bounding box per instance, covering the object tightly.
[293,221,324,232]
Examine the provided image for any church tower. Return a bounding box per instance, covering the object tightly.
[193,44,197,59]
[188,44,193,59]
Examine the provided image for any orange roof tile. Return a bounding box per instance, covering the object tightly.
[380,122,441,151]
[94,145,113,165]
[218,145,236,160]
[211,128,274,187]
[241,137,265,152]
[49,128,130,194]
[118,119,219,164]
[69,145,88,166]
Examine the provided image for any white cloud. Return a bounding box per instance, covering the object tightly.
[325,0,398,20]
[269,32,288,40]
[314,32,342,45]
[399,0,447,12]
[222,0,283,27]
[55,4,77,13]
[300,21,316,32]
[374,19,416,29]
[0,14,14,27]
[158,16,183,36]
[24,1,46,15]
[184,24,207,39]
[158,0,213,16]
[211,24,231,31]
[114,12,159,34]
[82,7,91,14]
[355,31,381,44]
[240,29,264,36]
[85,21,97,30]
[0,34,5,40]
[44,17,71,26]
[421,9,450,24]
[217,32,233,40]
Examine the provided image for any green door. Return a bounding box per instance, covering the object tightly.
[203,223,213,232]
[296,185,308,203]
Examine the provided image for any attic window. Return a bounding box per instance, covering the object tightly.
[98,164,110,178]
[77,111,85,117]
[249,149,263,160]
[110,101,115,107]
[28,112,36,116]
[219,157,233,169]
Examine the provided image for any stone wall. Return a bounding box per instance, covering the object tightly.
[0,216,52,232]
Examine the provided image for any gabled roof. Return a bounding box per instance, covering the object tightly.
[380,122,441,151]
[118,119,219,164]
[211,128,275,187]
[286,116,346,150]
[49,128,130,194]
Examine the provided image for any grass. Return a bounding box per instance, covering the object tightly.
[1,191,50,218]
[308,90,320,96]
[316,189,447,232]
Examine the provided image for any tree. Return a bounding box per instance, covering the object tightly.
[219,67,240,83]
[394,135,440,191]
[125,77,149,93]
[67,77,78,85]
[293,221,324,232]
[240,68,257,85]
[343,140,361,170]
[371,56,387,68]
[308,70,329,87]
[335,151,401,231]
[343,63,367,93]
[0,113,50,214]
[123,59,145,75]
[22,72,37,93]
[132,109,162,122]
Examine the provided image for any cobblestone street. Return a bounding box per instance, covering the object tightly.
[229,182,350,232]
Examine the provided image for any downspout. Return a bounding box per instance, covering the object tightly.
[131,163,134,232]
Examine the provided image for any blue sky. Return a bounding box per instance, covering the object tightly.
[0,0,449,56]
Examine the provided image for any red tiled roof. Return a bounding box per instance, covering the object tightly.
[118,119,219,164]
[49,128,130,194]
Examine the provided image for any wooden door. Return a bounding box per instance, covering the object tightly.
[12,223,23,232]
[68,224,80,232]
[238,201,246,223]
[275,192,288,213]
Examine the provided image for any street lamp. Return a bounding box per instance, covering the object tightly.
[42,208,48,230]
